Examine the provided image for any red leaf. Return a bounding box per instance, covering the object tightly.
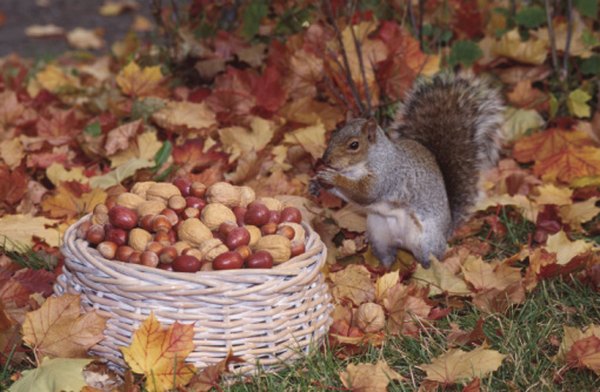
[0,165,28,206]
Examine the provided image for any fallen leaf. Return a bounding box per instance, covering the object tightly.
[41,184,106,219]
[501,107,545,142]
[0,215,60,250]
[534,184,573,206]
[545,230,593,265]
[24,24,65,37]
[104,119,143,155]
[329,264,375,306]
[0,165,28,206]
[375,271,399,301]
[8,357,93,392]
[283,122,327,160]
[567,89,592,118]
[383,283,431,336]
[493,29,547,65]
[566,335,600,375]
[559,197,600,228]
[419,346,506,384]
[0,138,25,169]
[116,61,165,97]
[331,204,367,233]
[219,116,275,162]
[66,27,104,50]
[412,257,471,296]
[461,257,522,291]
[46,163,87,186]
[556,324,600,361]
[185,350,244,392]
[121,312,195,392]
[89,158,154,189]
[339,360,403,392]
[152,101,217,134]
[513,128,594,164]
[34,64,80,94]
[22,294,106,359]
[108,130,163,168]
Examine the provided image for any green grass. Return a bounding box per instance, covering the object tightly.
[224,277,600,391]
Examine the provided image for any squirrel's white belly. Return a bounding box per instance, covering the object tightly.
[366,203,423,250]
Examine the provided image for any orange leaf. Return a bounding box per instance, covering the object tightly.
[513,128,594,164]
[419,346,506,384]
[41,183,106,219]
[533,145,600,183]
[186,350,244,392]
[382,284,431,336]
[116,61,165,98]
[121,313,195,392]
[566,335,600,375]
[22,294,106,360]
[329,264,375,306]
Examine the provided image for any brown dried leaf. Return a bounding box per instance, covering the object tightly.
[329,264,375,306]
[419,346,506,384]
[339,360,403,392]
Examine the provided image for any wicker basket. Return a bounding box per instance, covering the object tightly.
[54,214,332,375]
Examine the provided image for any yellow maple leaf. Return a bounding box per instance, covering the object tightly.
[152,100,217,133]
[329,264,375,306]
[219,116,276,162]
[283,122,327,160]
[501,107,545,142]
[493,29,547,65]
[412,257,471,297]
[0,214,60,250]
[559,197,600,228]
[419,346,506,384]
[46,163,88,186]
[41,185,106,219]
[544,230,593,265]
[34,64,80,94]
[116,61,164,97]
[22,294,106,360]
[534,183,573,206]
[121,313,195,392]
[461,257,521,291]
[109,131,162,168]
[339,360,403,392]
[375,272,400,302]
[567,89,592,118]
[0,138,24,169]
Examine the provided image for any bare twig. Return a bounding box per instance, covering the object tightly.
[418,0,425,50]
[544,0,560,77]
[348,14,373,116]
[407,0,418,39]
[323,0,366,114]
[562,0,574,80]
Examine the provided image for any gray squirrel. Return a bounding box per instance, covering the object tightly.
[310,73,504,268]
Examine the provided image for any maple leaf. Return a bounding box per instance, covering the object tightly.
[513,128,594,164]
[279,96,344,131]
[108,131,163,168]
[36,108,82,146]
[471,282,526,314]
[534,145,600,183]
[89,158,154,189]
[22,294,106,360]
[46,163,87,186]
[566,335,600,375]
[104,119,143,155]
[556,324,600,361]
[172,138,228,186]
[205,66,256,119]
[339,360,403,392]
[559,197,600,228]
[411,257,471,297]
[0,268,55,307]
[329,264,375,306]
[186,350,244,392]
[544,230,593,265]
[506,80,548,110]
[0,214,60,251]
[219,116,275,162]
[534,183,573,206]
[419,346,506,384]
[33,64,80,94]
[501,107,545,142]
[461,257,522,291]
[66,27,104,50]
[9,357,94,392]
[286,49,323,99]
[121,312,195,392]
[152,101,217,134]
[493,29,547,65]
[447,319,486,347]
[41,183,106,219]
[116,61,165,98]
[0,91,26,128]
[0,165,28,207]
[375,271,399,302]
[383,283,431,336]
[0,138,24,170]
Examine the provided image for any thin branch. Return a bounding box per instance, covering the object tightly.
[323,0,366,114]
[544,0,560,77]
[407,0,418,39]
[418,0,425,50]
[562,0,574,80]
[348,14,373,116]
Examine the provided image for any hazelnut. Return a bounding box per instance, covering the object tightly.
[115,245,135,262]
[151,215,172,233]
[141,251,160,268]
[159,246,178,264]
[97,241,118,259]
[190,181,207,198]
[86,224,105,245]
[168,195,187,213]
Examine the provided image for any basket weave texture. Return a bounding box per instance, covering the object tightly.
[54,214,332,375]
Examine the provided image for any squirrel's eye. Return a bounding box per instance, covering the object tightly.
[348,141,359,150]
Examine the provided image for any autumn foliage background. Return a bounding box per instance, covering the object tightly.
[1,0,600,391]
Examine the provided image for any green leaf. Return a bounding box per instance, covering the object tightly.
[84,121,102,137]
[515,6,546,29]
[9,357,93,392]
[448,40,483,67]
[154,140,172,168]
[549,93,559,119]
[575,0,598,19]
[581,55,600,76]
[241,1,268,39]
[567,89,592,118]
[89,158,154,189]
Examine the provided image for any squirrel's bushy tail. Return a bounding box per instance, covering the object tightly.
[392,72,504,228]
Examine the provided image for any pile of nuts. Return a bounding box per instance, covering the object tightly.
[76,179,306,272]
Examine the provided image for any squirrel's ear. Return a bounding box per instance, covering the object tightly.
[345,111,354,122]
[361,118,378,142]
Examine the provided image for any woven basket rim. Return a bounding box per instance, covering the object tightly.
[64,214,326,282]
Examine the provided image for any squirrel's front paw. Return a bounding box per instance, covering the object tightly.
[315,167,338,187]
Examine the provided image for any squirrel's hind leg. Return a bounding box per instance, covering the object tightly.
[366,214,398,268]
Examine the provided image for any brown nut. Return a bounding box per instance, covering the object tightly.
[146,241,164,254]
[177,218,212,246]
[77,220,92,239]
[260,222,278,236]
[173,241,191,255]
[255,235,291,264]
[290,241,305,257]
[91,212,109,226]
[141,251,160,268]
[151,215,172,233]
[136,200,167,217]
[130,181,156,199]
[158,246,178,264]
[356,303,385,333]
[146,182,181,202]
[97,241,118,259]
[128,251,142,264]
[200,202,236,231]
[116,192,146,209]
[190,181,207,198]
[206,182,241,207]
[108,206,138,230]
[277,222,305,243]
[161,208,179,226]
[212,251,244,270]
[128,228,153,251]
[245,225,262,248]
[115,245,135,262]
[86,224,105,245]
[168,195,187,213]
[105,227,128,246]
[93,203,109,215]
[182,207,200,219]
